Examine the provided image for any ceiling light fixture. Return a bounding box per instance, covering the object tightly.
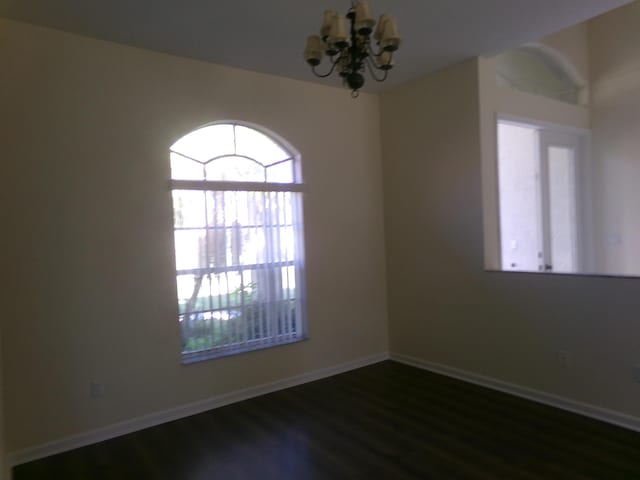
[304,1,401,97]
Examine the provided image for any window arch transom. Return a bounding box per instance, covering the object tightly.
[495,44,586,106]
[170,124,300,184]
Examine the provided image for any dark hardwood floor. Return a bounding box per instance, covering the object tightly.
[13,361,640,479]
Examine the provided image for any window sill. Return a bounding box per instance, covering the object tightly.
[181,336,309,365]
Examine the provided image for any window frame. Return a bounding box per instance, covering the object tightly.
[169,121,308,364]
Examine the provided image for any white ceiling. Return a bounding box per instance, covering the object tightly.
[0,0,632,92]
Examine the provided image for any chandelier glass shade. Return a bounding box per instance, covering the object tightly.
[304,1,401,97]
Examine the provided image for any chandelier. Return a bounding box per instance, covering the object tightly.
[304,1,401,97]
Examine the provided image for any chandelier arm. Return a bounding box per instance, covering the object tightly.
[367,56,392,71]
[366,41,385,58]
[364,56,389,82]
[311,56,341,78]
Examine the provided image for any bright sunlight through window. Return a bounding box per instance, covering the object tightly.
[170,123,307,363]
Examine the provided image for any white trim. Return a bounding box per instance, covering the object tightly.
[390,352,640,434]
[8,352,389,469]
[497,113,591,137]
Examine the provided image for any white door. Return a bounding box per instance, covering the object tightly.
[539,131,581,273]
[497,121,543,272]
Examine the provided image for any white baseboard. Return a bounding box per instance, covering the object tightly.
[7,352,389,470]
[391,352,640,434]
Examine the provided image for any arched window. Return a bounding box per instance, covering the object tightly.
[496,44,585,105]
[170,122,307,363]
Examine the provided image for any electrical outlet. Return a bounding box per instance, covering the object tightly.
[90,382,105,398]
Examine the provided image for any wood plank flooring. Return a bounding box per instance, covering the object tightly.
[13,361,640,479]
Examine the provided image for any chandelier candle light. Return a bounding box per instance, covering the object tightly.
[304,1,401,97]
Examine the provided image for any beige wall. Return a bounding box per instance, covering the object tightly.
[0,19,388,453]
[382,58,640,422]
[0,332,4,478]
[589,1,640,275]
[540,22,590,89]
[381,59,484,369]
